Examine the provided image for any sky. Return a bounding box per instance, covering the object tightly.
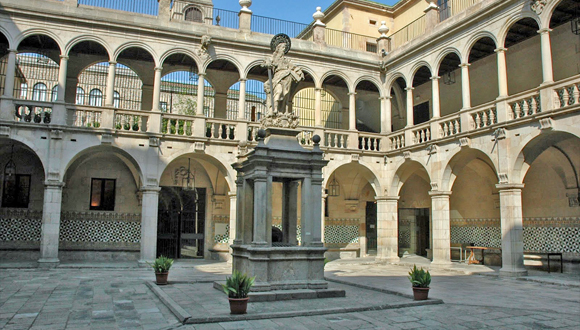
[212,0,400,24]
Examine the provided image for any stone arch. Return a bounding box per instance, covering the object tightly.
[0,137,47,181]
[545,0,573,29]
[434,47,462,74]
[65,35,113,59]
[324,160,381,196]
[354,76,383,97]
[321,70,353,93]
[113,42,159,67]
[160,152,234,193]
[497,13,542,48]
[385,72,408,92]
[440,147,498,192]
[244,59,266,80]
[159,48,202,70]
[390,159,431,196]
[462,31,499,63]
[15,29,63,56]
[202,54,243,75]
[0,25,14,49]
[410,61,433,84]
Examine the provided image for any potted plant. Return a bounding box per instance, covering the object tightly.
[408,264,431,300]
[149,255,174,285]
[221,270,255,314]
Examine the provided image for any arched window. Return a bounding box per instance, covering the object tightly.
[19,83,28,99]
[184,7,203,23]
[76,87,85,105]
[51,85,58,102]
[89,88,103,107]
[32,83,47,101]
[113,91,120,108]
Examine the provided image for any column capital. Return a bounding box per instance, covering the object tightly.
[8,48,18,54]
[494,47,508,53]
[375,195,399,201]
[379,95,392,100]
[59,55,69,60]
[198,72,207,77]
[430,76,441,80]
[404,86,414,91]
[154,66,163,72]
[44,181,65,188]
[537,28,552,34]
[109,61,117,65]
[429,190,452,197]
[238,78,247,82]
[347,92,357,96]
[459,62,470,68]
[496,183,525,191]
[141,186,161,193]
[314,87,323,91]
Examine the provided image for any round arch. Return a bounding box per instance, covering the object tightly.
[160,152,235,193]
[202,54,243,75]
[65,35,113,59]
[321,70,353,93]
[440,147,498,192]
[15,29,64,55]
[462,31,499,63]
[497,13,542,48]
[410,61,434,83]
[323,160,381,196]
[354,76,383,97]
[159,48,202,70]
[113,42,159,67]
[389,159,431,196]
[385,72,408,92]
[435,47,462,74]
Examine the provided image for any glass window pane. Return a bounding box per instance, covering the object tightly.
[90,178,102,209]
[103,179,115,211]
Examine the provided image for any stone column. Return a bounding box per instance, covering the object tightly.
[157,0,171,21]
[56,56,68,103]
[252,177,268,245]
[376,196,400,263]
[538,28,554,84]
[495,48,508,98]
[348,92,356,130]
[431,76,441,118]
[2,49,17,98]
[196,73,206,116]
[314,87,322,127]
[139,186,160,265]
[405,87,414,127]
[459,63,471,109]
[496,183,527,277]
[152,67,163,111]
[38,181,65,268]
[429,191,452,266]
[104,61,117,106]
[234,177,244,244]
[310,177,324,246]
[228,192,237,245]
[301,176,313,245]
[237,78,247,120]
[380,96,392,133]
[283,180,299,245]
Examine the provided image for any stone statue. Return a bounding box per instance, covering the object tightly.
[263,43,304,114]
[198,35,212,61]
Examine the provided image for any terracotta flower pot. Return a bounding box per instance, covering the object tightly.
[155,272,169,285]
[228,297,249,314]
[412,287,429,300]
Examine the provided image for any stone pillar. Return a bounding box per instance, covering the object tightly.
[380,96,392,133]
[405,87,414,127]
[238,0,252,31]
[313,88,322,127]
[3,49,17,97]
[377,21,390,53]
[283,180,299,245]
[141,85,154,111]
[424,2,440,29]
[312,7,326,45]
[229,192,237,245]
[376,196,400,263]
[348,92,356,130]
[538,28,554,84]
[139,186,160,265]
[459,63,471,109]
[38,181,65,268]
[496,183,527,277]
[152,67,163,111]
[495,48,508,98]
[238,78,247,120]
[157,0,171,21]
[431,76,441,118]
[430,191,452,266]
[196,73,206,116]
[234,177,244,244]
[104,61,117,106]
[253,177,268,245]
[310,177,323,246]
[56,56,68,103]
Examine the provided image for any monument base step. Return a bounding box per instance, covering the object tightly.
[213,281,346,302]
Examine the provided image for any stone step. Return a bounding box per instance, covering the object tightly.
[213,281,346,302]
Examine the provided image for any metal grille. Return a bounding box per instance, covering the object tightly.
[292,88,342,129]
[77,62,107,106]
[0,56,6,96]
[226,80,266,121]
[114,64,142,110]
[77,0,159,16]
[203,81,215,118]
[14,53,59,100]
[160,70,198,115]
[213,8,239,29]
[251,15,309,38]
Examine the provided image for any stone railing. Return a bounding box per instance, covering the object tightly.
[412,123,431,145]
[14,102,53,124]
[114,109,148,132]
[161,113,195,136]
[509,91,541,120]
[554,79,579,109]
[439,115,461,138]
[389,132,405,150]
[468,103,497,129]
[323,129,349,149]
[205,118,238,140]
[358,133,382,151]
[73,106,102,128]
[298,129,314,146]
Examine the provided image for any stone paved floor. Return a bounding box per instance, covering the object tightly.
[0,258,579,330]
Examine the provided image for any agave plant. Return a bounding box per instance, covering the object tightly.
[408,264,431,288]
[222,270,255,299]
[149,255,174,273]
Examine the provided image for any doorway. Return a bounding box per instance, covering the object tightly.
[398,208,430,257]
[157,187,206,258]
[365,201,377,254]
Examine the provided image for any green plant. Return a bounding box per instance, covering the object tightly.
[408,264,431,288]
[149,255,173,273]
[221,270,255,299]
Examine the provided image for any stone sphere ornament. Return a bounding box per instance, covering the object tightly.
[270,33,291,54]
[239,0,252,11]
[257,129,267,140]
[312,135,321,145]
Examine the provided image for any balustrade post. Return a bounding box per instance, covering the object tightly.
[424,2,439,30]
[104,61,117,106]
[0,49,17,121]
[496,183,528,277]
[376,196,400,263]
[314,87,322,127]
[312,7,326,45]
[139,186,161,265]
[238,0,252,31]
[495,48,509,98]
[157,0,171,21]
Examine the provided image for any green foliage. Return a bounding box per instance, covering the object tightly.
[149,255,173,273]
[221,270,255,299]
[408,264,431,288]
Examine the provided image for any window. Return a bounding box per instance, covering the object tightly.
[90,178,116,211]
[76,87,85,105]
[19,83,28,99]
[184,7,203,22]
[369,19,377,26]
[2,174,31,208]
[32,83,47,101]
[89,88,103,107]
[51,85,58,102]
[366,42,377,53]
[160,101,168,113]
[113,91,120,108]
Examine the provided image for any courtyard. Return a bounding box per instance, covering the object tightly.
[1,258,579,329]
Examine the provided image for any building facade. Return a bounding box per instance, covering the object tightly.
[0,0,578,275]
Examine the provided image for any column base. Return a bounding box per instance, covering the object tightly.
[430,260,453,269]
[375,256,400,264]
[37,258,60,268]
[499,268,528,277]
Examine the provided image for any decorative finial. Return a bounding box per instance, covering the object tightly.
[239,0,252,12]
[313,7,325,26]
[312,135,321,145]
[378,21,389,37]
